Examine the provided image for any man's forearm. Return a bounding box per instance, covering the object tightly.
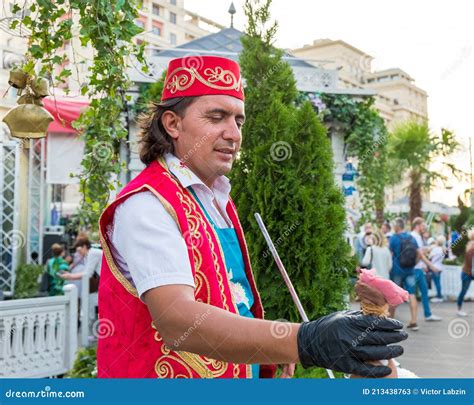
[147,292,300,365]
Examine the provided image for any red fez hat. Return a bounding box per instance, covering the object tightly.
[160,55,244,102]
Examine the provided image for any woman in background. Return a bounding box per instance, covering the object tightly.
[362,229,392,280]
[428,235,446,303]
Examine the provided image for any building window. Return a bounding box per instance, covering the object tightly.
[135,19,145,29]
[170,0,177,5]
[152,3,161,15]
[152,26,162,36]
[170,11,177,24]
[170,33,177,46]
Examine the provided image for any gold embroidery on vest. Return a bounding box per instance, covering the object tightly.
[152,322,228,378]
[99,184,186,298]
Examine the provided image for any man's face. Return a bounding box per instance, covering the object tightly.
[76,246,87,257]
[417,221,426,233]
[165,95,245,186]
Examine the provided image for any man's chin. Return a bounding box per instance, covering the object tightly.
[213,161,234,176]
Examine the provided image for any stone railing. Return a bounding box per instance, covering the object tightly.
[430,265,474,300]
[0,284,78,378]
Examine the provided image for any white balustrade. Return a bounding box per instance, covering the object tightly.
[428,265,474,300]
[0,284,78,378]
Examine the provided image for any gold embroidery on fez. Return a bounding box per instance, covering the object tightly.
[165,66,242,94]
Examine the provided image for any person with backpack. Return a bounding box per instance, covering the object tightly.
[410,217,442,322]
[389,218,419,330]
[457,229,474,316]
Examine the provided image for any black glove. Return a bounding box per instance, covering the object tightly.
[297,310,408,377]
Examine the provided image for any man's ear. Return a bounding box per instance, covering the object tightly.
[161,111,181,140]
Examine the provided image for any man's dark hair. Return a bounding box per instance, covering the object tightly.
[137,97,197,165]
[74,238,91,250]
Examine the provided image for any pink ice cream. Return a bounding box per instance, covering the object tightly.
[359,268,409,307]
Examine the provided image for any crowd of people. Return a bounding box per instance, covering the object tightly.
[354,216,473,330]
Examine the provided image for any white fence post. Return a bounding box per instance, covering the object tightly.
[0,285,78,377]
[63,284,78,370]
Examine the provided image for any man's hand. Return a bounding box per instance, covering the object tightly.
[297,310,408,378]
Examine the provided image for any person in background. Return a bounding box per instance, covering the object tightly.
[410,217,442,322]
[381,222,393,241]
[422,230,431,246]
[362,230,392,280]
[356,223,373,261]
[59,238,102,283]
[46,243,70,296]
[457,229,474,317]
[389,218,419,330]
[428,235,446,303]
[65,236,88,293]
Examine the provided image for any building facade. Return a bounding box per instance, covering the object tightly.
[292,39,428,129]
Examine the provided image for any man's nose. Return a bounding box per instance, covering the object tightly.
[222,119,242,142]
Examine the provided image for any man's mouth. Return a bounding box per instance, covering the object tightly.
[214,147,235,157]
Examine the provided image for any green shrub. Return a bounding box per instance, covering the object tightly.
[66,346,97,378]
[13,264,44,299]
[231,0,351,322]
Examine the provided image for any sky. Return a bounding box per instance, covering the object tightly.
[185,0,474,207]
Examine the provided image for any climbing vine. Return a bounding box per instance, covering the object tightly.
[10,0,147,229]
[298,92,388,224]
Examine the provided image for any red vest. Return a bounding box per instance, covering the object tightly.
[97,159,276,378]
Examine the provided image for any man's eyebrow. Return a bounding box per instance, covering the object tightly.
[205,108,245,121]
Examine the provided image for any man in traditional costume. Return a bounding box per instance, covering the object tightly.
[97,55,407,378]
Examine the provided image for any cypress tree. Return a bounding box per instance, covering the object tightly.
[231,0,352,321]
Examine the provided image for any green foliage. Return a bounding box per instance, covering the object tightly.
[13,264,44,299]
[388,120,460,220]
[66,346,97,378]
[131,70,167,117]
[12,0,147,229]
[318,94,388,224]
[232,0,351,323]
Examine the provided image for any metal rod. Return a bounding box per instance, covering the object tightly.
[254,213,335,379]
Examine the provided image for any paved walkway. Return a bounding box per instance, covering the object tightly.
[351,300,474,378]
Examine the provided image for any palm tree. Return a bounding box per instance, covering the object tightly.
[388,120,459,222]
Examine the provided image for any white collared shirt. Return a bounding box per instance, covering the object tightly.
[110,153,233,300]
